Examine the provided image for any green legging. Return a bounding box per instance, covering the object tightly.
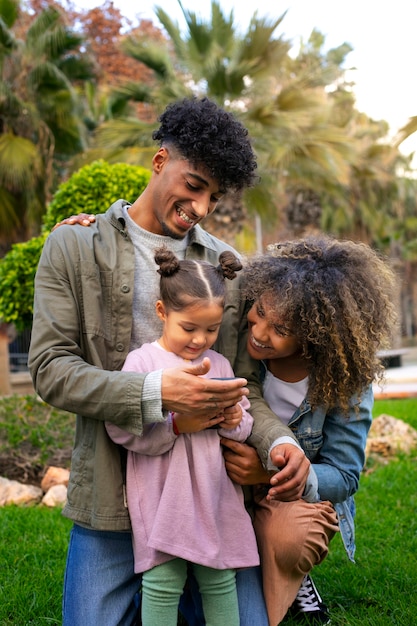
[141,558,239,626]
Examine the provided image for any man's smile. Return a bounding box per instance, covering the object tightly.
[176,206,195,225]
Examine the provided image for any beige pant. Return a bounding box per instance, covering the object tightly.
[253,492,339,626]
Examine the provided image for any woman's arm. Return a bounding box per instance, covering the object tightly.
[312,387,373,503]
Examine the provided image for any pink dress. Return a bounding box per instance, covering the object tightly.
[106,342,260,573]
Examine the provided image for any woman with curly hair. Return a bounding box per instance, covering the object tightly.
[236,235,397,625]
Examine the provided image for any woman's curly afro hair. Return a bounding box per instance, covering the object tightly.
[242,235,398,412]
[152,97,258,192]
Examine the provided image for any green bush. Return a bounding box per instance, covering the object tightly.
[0,160,151,330]
[0,235,48,332]
[42,160,151,231]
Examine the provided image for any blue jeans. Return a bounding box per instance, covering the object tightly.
[63,525,141,626]
[63,525,268,626]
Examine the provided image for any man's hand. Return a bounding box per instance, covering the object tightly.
[221,439,271,485]
[266,443,310,501]
[52,213,96,231]
[161,357,248,424]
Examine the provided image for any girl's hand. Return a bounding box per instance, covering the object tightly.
[172,411,225,434]
[218,403,243,430]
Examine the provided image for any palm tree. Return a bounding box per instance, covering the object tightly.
[76,0,414,258]
[84,2,358,247]
[0,0,95,252]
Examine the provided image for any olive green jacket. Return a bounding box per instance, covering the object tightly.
[29,200,295,531]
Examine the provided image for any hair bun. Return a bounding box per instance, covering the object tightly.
[218,251,243,280]
[154,246,180,277]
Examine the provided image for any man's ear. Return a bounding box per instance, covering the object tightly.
[155,300,167,322]
[152,147,169,172]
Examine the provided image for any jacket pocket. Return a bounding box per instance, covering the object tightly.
[77,262,113,341]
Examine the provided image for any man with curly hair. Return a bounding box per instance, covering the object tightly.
[29,97,310,626]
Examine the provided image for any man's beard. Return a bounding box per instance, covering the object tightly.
[161,221,188,240]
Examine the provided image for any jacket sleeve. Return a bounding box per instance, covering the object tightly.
[313,387,373,503]
[230,297,299,468]
[28,227,145,435]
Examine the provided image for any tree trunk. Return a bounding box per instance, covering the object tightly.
[0,326,11,395]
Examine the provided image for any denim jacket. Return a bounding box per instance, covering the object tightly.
[261,362,373,562]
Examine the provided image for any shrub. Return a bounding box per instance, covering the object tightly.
[0,161,151,330]
[0,235,48,333]
[41,160,151,231]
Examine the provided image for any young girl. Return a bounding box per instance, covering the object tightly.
[106,247,259,626]
[240,235,397,626]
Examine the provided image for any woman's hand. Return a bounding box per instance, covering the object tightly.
[52,213,96,231]
[221,438,311,501]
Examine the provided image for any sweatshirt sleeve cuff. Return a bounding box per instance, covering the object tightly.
[141,370,166,424]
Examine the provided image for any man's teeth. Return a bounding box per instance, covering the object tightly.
[177,208,193,224]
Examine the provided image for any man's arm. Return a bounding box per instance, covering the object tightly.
[224,292,310,499]
[28,229,146,434]
[30,229,250,433]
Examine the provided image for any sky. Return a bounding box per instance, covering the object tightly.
[75,0,417,162]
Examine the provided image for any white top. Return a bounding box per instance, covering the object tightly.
[263,369,319,502]
[263,369,309,424]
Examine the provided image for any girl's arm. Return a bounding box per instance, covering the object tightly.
[105,418,177,455]
[104,347,177,455]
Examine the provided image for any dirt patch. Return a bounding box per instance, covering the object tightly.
[0,394,75,487]
[0,442,72,487]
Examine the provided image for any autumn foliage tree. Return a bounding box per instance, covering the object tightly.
[70,0,166,123]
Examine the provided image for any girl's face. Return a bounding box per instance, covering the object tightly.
[156,300,223,360]
[246,297,301,361]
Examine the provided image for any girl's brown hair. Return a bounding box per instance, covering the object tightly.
[155,246,242,311]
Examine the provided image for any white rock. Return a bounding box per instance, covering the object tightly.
[0,476,43,506]
[42,484,68,507]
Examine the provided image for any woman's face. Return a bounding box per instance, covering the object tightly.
[246,297,301,361]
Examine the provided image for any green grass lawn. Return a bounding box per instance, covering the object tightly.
[0,395,416,625]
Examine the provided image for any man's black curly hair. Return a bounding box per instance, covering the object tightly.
[152,97,258,192]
